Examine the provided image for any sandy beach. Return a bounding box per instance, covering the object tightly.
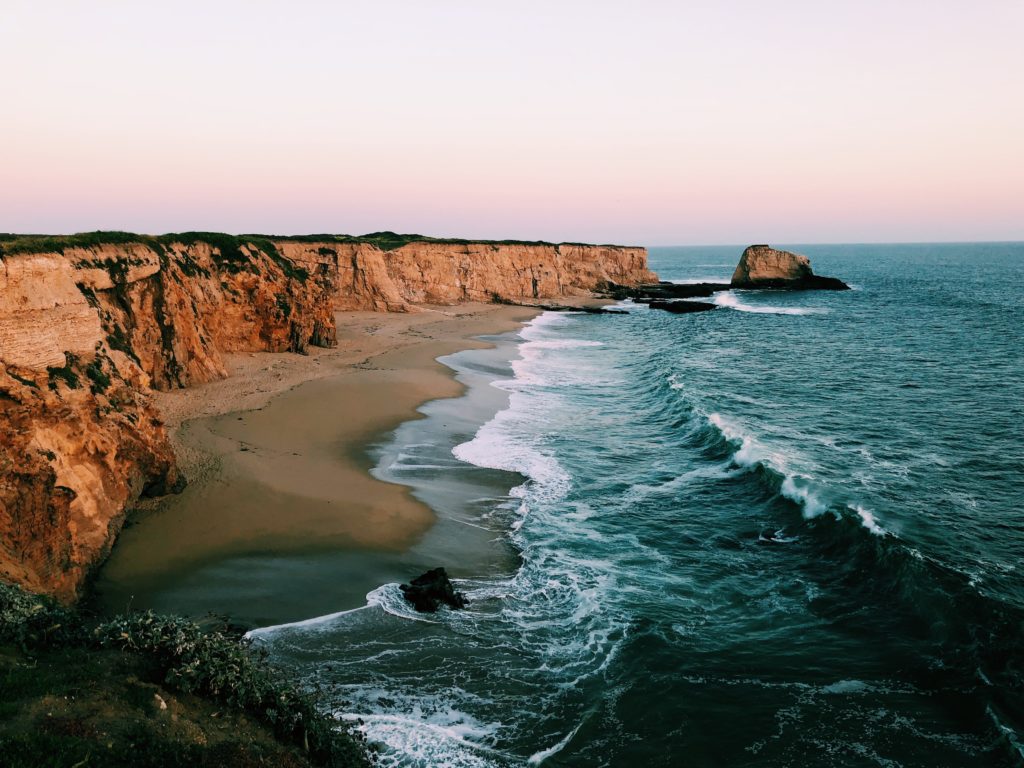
[95,303,538,614]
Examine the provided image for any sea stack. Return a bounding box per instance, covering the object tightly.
[731,245,849,290]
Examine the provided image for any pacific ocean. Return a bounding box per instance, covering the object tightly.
[252,242,1024,767]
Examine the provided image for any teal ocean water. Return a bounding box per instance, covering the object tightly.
[253,243,1024,766]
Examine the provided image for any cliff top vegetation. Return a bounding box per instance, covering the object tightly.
[0,230,630,257]
[0,582,371,767]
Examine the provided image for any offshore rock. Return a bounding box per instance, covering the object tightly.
[598,281,730,302]
[648,300,717,314]
[731,245,849,290]
[400,568,468,612]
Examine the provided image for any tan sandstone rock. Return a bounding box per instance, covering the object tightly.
[731,245,814,286]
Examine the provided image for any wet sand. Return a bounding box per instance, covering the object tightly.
[95,303,538,615]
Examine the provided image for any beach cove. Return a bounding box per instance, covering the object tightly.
[94,302,541,625]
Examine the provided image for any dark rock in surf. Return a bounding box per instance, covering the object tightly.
[648,299,717,314]
[731,245,849,290]
[647,282,730,299]
[598,280,730,301]
[534,302,629,314]
[400,567,468,612]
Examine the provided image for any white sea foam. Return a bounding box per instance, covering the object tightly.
[527,720,585,764]
[518,309,574,337]
[340,707,507,768]
[707,413,893,536]
[852,505,886,536]
[821,679,870,694]
[245,604,371,638]
[708,412,789,471]
[758,529,799,544]
[714,291,824,315]
[452,313,582,503]
[780,474,829,518]
[366,583,444,624]
[453,410,571,504]
[525,339,603,350]
[245,582,440,639]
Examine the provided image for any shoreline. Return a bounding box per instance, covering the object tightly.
[93,302,540,622]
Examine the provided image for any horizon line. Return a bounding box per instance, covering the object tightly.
[3,229,1023,251]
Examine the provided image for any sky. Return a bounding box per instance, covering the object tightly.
[1,1,1022,245]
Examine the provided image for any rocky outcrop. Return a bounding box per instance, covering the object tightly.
[0,235,338,599]
[0,356,180,601]
[400,567,468,612]
[731,245,849,290]
[0,232,656,601]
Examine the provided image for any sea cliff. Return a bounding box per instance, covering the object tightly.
[0,232,654,600]
[276,237,654,311]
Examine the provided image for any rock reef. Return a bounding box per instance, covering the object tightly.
[647,299,717,314]
[0,232,654,600]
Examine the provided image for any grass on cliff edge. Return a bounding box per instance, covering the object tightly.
[0,582,372,768]
[0,232,311,282]
[0,230,630,256]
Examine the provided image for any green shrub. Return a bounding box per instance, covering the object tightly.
[0,231,145,257]
[0,730,94,768]
[0,582,84,650]
[161,232,250,274]
[0,229,626,263]
[46,355,81,391]
[98,256,130,284]
[107,327,138,362]
[0,584,369,766]
[85,357,112,394]
[92,612,368,766]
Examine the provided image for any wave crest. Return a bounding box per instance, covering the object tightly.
[714,291,825,315]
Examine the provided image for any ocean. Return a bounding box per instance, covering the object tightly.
[251,243,1024,767]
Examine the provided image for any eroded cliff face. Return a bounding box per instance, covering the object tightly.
[0,234,654,600]
[0,239,338,599]
[276,241,410,312]
[72,240,338,390]
[0,355,180,600]
[290,240,655,311]
[380,241,655,307]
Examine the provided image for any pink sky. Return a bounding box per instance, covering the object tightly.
[2,1,1022,245]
